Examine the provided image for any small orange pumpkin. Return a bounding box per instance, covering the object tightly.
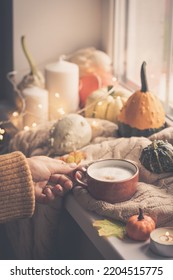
[126,208,156,241]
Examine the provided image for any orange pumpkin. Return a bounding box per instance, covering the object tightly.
[126,208,156,241]
[118,62,165,137]
[79,74,101,107]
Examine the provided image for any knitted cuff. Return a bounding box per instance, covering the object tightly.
[0,151,35,223]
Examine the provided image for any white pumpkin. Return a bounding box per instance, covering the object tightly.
[51,114,92,155]
[85,86,132,123]
[67,47,112,76]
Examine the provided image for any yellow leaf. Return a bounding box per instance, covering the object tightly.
[58,151,86,164]
[93,219,125,239]
[66,155,75,163]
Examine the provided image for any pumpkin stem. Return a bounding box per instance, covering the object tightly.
[21,35,38,76]
[140,61,149,93]
[138,208,144,221]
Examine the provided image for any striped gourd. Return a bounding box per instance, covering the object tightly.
[140,140,173,174]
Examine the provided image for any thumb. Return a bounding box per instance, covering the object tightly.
[52,162,78,175]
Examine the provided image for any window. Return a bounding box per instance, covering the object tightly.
[112,0,173,119]
[0,0,13,105]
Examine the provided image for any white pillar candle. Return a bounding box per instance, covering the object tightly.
[22,86,48,129]
[45,58,79,120]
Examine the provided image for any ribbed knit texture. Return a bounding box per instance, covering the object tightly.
[0,151,35,223]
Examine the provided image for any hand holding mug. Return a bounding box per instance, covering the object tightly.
[74,159,139,204]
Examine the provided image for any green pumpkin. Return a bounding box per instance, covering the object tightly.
[118,62,166,137]
[140,140,173,173]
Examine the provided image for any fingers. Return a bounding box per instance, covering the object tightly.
[75,170,84,180]
[41,184,69,203]
[49,174,73,191]
[66,165,87,180]
[35,174,74,204]
[35,185,55,204]
[40,174,73,203]
[43,187,55,201]
[34,163,88,204]
[51,185,66,197]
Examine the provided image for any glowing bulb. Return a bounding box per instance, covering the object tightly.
[107,96,114,102]
[57,108,65,115]
[0,135,3,140]
[38,104,43,109]
[24,126,30,131]
[91,120,98,128]
[112,76,117,82]
[32,122,37,128]
[55,93,60,98]
[0,128,5,134]
[12,111,19,117]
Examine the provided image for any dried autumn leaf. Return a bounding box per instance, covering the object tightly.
[93,219,125,239]
[59,151,86,164]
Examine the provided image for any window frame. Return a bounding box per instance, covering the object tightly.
[111,0,173,119]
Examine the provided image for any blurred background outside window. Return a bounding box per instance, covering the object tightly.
[112,0,173,119]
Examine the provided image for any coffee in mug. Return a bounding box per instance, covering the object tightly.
[75,159,139,204]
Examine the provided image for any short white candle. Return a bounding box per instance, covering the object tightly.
[45,58,79,120]
[150,227,173,257]
[151,229,173,245]
[22,86,48,128]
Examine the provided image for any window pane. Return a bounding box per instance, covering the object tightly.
[114,0,173,115]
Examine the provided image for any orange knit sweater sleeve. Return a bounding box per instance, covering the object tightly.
[0,151,35,223]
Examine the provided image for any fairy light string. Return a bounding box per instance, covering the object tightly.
[0,71,26,141]
[0,71,116,146]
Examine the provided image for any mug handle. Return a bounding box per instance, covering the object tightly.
[73,169,88,187]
